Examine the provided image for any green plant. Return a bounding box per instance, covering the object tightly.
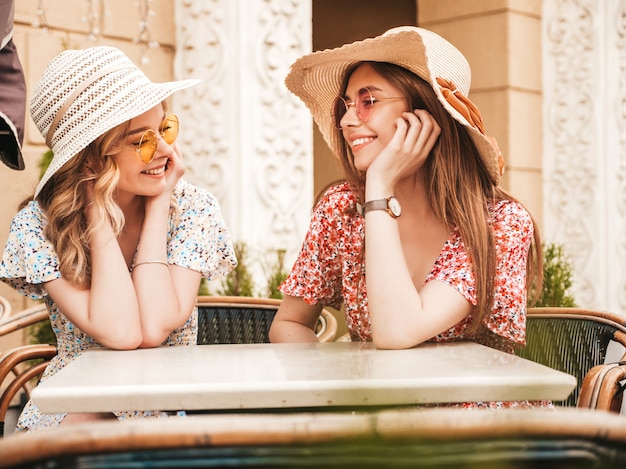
[28,314,56,345]
[215,241,256,296]
[530,242,577,307]
[39,149,53,178]
[198,278,210,296]
[263,248,288,299]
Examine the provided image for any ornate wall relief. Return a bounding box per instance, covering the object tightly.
[174,0,313,287]
[543,0,626,313]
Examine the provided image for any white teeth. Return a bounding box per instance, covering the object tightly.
[353,137,374,146]
[143,167,164,175]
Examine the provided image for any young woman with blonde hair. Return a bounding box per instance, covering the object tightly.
[1,46,237,431]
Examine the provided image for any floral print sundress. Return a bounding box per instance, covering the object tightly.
[280,182,551,410]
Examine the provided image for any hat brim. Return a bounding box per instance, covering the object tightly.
[34,78,200,197]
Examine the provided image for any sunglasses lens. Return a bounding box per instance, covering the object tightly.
[137,130,157,163]
[332,97,347,129]
[331,89,376,129]
[356,88,374,122]
[161,114,179,144]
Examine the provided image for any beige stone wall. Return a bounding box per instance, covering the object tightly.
[0,0,179,348]
[418,0,544,233]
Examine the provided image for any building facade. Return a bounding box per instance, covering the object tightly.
[1,0,624,349]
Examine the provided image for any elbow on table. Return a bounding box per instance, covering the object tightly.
[139,328,174,348]
[269,319,318,343]
[268,319,292,343]
[372,333,421,350]
[99,332,143,350]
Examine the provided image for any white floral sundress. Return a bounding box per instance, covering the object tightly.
[0,179,237,432]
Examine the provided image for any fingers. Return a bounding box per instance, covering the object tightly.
[366,109,440,187]
[160,143,185,193]
[170,142,185,176]
[399,109,441,154]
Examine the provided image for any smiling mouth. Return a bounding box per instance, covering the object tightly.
[143,166,165,175]
[352,137,375,147]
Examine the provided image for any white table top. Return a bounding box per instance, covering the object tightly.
[31,341,577,413]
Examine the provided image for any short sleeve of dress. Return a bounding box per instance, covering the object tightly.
[279,183,356,310]
[486,201,533,346]
[0,201,60,299]
[168,180,237,281]
[429,200,532,348]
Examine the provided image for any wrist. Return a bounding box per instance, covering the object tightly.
[360,196,402,218]
[364,177,394,201]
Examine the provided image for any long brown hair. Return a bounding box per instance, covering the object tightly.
[336,61,542,332]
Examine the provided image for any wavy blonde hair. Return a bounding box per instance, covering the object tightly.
[35,111,179,289]
[335,62,542,333]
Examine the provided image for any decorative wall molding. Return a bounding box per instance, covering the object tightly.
[543,0,626,313]
[615,1,626,310]
[174,0,313,286]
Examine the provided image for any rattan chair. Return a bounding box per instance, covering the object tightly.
[0,343,57,437]
[0,303,54,437]
[197,296,337,344]
[0,295,10,321]
[0,302,50,339]
[1,407,626,468]
[578,360,626,413]
[516,307,626,409]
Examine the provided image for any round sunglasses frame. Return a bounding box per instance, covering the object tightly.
[134,114,180,164]
[332,88,404,129]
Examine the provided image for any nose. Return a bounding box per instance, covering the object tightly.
[340,102,361,128]
[154,133,174,157]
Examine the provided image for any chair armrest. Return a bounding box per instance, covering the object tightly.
[0,303,49,338]
[578,362,626,413]
[0,296,10,321]
[317,309,338,343]
[0,344,58,436]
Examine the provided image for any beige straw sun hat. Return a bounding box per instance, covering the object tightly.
[31,46,201,197]
[284,26,504,185]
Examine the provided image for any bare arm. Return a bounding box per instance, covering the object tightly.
[364,110,471,349]
[45,218,143,349]
[128,141,200,347]
[269,295,322,343]
[44,213,201,350]
[45,143,201,349]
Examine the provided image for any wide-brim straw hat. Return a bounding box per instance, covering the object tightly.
[31,46,201,197]
[284,26,503,185]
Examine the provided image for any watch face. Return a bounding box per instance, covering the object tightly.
[388,196,401,217]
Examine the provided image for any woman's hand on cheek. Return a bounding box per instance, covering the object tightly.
[163,142,185,191]
[368,109,441,186]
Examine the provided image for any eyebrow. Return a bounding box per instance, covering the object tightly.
[128,112,168,137]
[343,85,384,100]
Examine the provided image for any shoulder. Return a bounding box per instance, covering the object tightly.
[173,179,220,210]
[10,201,45,231]
[488,199,535,251]
[489,199,533,231]
[313,181,358,215]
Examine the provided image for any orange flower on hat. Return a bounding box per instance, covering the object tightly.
[436,77,505,177]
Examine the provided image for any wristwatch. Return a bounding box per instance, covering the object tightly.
[361,196,402,218]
